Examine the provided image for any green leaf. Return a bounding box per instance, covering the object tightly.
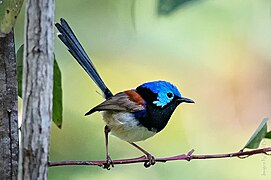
[265,131,271,139]
[16,44,23,98]
[243,118,269,149]
[0,0,24,37]
[52,56,63,128]
[16,44,63,129]
[158,0,197,15]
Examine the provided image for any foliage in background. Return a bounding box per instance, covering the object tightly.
[0,0,24,37]
[243,118,271,150]
[16,44,23,97]
[16,45,63,128]
[52,56,63,128]
[158,0,198,15]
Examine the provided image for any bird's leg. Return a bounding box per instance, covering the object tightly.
[129,142,155,167]
[104,125,113,169]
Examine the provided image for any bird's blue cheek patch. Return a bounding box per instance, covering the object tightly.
[153,92,173,107]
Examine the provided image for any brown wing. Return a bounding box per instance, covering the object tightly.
[85,91,145,115]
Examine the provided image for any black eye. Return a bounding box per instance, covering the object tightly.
[167,92,173,98]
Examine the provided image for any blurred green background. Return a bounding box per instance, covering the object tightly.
[15,0,271,179]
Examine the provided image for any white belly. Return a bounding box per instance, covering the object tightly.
[102,111,156,142]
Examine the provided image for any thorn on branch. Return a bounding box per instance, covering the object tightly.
[186,149,195,161]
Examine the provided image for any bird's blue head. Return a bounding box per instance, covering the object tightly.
[136,80,194,108]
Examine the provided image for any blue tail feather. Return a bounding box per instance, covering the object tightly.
[55,18,113,99]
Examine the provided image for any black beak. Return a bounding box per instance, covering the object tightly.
[178,97,195,104]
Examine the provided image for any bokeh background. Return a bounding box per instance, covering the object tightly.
[15,0,271,179]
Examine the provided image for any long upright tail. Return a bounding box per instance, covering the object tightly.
[55,18,113,99]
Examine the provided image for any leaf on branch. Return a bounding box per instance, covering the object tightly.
[265,131,271,139]
[53,56,63,128]
[16,44,23,98]
[157,0,198,15]
[0,0,24,37]
[16,44,63,129]
[243,118,269,150]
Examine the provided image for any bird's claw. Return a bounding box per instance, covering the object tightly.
[103,155,114,170]
[144,154,155,168]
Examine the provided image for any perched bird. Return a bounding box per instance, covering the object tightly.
[55,18,194,169]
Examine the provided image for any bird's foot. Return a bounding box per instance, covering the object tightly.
[144,153,156,168]
[103,155,114,170]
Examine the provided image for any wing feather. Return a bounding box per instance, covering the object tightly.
[85,91,145,116]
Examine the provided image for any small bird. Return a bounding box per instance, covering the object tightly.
[55,18,194,169]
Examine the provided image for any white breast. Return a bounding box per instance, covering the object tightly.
[102,112,156,142]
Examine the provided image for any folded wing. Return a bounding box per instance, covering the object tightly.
[85,90,145,115]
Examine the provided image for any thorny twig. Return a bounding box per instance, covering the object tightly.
[48,147,271,169]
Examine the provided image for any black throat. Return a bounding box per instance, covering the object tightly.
[135,87,181,132]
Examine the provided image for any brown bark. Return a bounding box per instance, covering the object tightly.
[0,30,19,180]
[18,0,55,179]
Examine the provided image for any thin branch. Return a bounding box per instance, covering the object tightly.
[48,147,271,168]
